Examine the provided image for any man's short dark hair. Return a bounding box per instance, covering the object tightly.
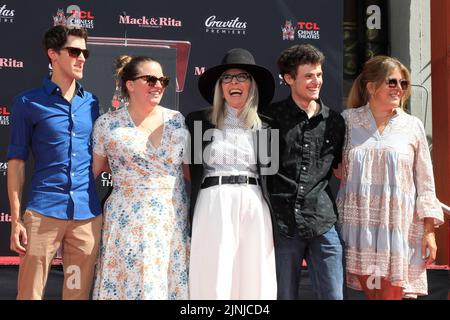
[43,25,88,63]
[277,44,325,78]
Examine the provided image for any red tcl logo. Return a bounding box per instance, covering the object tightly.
[0,106,10,115]
[71,10,95,19]
[297,22,320,30]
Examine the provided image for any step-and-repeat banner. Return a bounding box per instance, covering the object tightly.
[0,0,343,256]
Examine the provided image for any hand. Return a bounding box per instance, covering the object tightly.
[10,221,27,255]
[422,230,437,267]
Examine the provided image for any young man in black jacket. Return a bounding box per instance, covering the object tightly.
[261,44,345,300]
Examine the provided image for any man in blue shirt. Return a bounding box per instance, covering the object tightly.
[7,25,102,299]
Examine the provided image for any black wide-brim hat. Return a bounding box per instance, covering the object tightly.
[198,48,275,107]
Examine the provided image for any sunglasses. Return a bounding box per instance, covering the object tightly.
[132,75,170,88]
[385,78,409,90]
[61,47,90,59]
[221,72,252,83]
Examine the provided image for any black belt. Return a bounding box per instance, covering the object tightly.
[201,175,260,189]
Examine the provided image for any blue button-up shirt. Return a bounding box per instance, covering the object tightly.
[7,78,102,220]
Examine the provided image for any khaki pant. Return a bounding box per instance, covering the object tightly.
[17,209,102,300]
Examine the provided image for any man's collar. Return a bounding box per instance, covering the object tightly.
[43,77,85,97]
[286,95,330,119]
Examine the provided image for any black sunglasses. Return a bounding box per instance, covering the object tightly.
[132,75,170,88]
[221,72,251,83]
[385,78,409,90]
[61,47,90,59]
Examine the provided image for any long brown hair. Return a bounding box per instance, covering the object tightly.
[346,55,411,109]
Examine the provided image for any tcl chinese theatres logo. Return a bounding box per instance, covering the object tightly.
[53,4,95,29]
[282,20,320,40]
[0,105,10,126]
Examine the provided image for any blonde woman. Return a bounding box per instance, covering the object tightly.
[186,48,277,299]
[337,56,444,299]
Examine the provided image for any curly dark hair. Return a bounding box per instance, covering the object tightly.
[277,44,325,78]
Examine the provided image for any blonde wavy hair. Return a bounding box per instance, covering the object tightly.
[346,55,411,109]
[209,73,261,129]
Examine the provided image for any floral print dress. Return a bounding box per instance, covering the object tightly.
[92,106,189,300]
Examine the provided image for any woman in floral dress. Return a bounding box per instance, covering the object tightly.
[337,56,444,299]
[91,55,189,299]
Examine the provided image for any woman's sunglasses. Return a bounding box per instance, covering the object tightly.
[132,75,170,88]
[385,78,409,90]
[221,72,251,83]
[61,47,90,59]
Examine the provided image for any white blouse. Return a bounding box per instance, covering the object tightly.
[203,104,258,178]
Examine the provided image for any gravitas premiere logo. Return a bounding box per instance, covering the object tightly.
[0,4,14,23]
[119,14,182,28]
[205,15,247,35]
[0,57,23,69]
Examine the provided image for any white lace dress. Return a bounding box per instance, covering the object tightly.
[337,105,444,297]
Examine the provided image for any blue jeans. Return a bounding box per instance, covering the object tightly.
[275,225,344,300]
